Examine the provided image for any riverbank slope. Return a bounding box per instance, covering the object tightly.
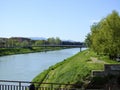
[33,49,120,87]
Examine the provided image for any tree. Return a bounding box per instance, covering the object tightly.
[47,37,55,45]
[85,33,91,48]
[20,40,29,47]
[35,40,44,45]
[55,37,61,45]
[85,10,120,59]
[105,11,120,58]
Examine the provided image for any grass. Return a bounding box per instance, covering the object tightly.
[0,47,66,56]
[32,49,120,87]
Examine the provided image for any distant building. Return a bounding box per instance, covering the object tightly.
[10,37,31,42]
[0,38,8,47]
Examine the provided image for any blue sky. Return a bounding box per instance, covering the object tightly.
[0,0,120,41]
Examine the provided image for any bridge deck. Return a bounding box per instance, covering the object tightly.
[32,44,86,47]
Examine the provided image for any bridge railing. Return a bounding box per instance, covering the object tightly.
[0,44,86,48]
[0,80,82,90]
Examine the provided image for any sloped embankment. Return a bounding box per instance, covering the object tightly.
[33,49,120,87]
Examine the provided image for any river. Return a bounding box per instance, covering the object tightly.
[0,48,81,81]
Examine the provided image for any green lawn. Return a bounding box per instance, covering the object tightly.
[33,49,120,87]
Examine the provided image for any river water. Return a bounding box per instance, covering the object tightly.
[0,48,81,81]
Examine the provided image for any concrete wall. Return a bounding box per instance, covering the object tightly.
[92,64,120,77]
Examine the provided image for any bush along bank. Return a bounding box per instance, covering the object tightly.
[32,49,120,88]
[0,47,68,56]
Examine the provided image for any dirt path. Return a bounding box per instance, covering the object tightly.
[89,57,106,64]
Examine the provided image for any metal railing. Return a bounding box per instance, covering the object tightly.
[0,80,82,90]
[0,80,29,90]
[0,44,86,48]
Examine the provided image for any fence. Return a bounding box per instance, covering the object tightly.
[86,84,120,90]
[0,80,82,90]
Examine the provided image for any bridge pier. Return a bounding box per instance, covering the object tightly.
[80,47,82,52]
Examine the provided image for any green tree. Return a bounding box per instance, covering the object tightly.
[35,40,44,45]
[47,37,55,45]
[20,40,29,47]
[105,11,120,57]
[85,33,91,48]
[85,10,120,59]
[55,37,61,45]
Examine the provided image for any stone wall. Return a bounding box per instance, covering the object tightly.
[92,64,120,77]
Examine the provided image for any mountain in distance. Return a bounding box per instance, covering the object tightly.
[29,37,47,40]
[29,37,81,43]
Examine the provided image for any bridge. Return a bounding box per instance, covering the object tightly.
[0,44,86,52]
[32,44,86,51]
[32,44,85,47]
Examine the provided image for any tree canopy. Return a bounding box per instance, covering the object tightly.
[85,10,120,59]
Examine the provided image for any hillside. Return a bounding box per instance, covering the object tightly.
[33,49,120,87]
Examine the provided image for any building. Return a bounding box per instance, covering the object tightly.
[0,38,8,47]
[10,37,31,42]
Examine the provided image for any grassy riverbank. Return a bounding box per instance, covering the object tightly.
[32,49,120,87]
[0,47,67,56]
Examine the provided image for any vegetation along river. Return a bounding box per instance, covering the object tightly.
[0,48,83,81]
